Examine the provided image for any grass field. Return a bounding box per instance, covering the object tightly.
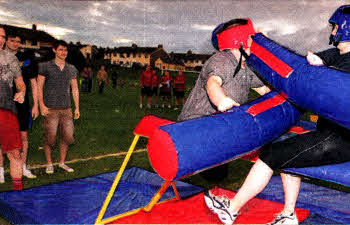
[0,68,349,224]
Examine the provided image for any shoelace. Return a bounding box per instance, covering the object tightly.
[213,195,231,209]
[269,213,295,225]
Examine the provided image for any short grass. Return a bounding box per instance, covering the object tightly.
[0,68,348,225]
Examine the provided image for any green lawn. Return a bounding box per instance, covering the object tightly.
[0,68,348,224]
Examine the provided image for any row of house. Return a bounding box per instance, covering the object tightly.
[104,44,212,71]
[1,23,213,71]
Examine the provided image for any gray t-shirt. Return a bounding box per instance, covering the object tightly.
[0,50,21,114]
[39,60,77,109]
[178,50,264,121]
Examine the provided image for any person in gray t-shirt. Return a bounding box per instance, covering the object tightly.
[178,18,269,121]
[37,40,80,174]
[177,18,270,186]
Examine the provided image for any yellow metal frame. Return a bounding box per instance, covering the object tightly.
[94,134,181,225]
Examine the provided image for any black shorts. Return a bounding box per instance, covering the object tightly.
[160,90,171,96]
[259,128,350,170]
[141,86,152,96]
[174,90,184,97]
[16,102,31,131]
[151,87,158,96]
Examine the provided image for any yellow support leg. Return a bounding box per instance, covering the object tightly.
[143,180,172,212]
[95,135,140,225]
[171,181,181,200]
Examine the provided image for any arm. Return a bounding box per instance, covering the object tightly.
[30,78,39,119]
[206,75,240,112]
[37,75,49,116]
[306,51,324,66]
[14,75,26,104]
[71,78,80,119]
[252,85,271,96]
[140,71,144,87]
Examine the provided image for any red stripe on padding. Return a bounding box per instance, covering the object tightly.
[134,115,174,138]
[246,94,286,116]
[241,149,260,162]
[288,126,311,134]
[251,41,294,78]
[147,128,178,181]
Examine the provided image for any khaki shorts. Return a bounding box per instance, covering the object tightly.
[43,108,74,146]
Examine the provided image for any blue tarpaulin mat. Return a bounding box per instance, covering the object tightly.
[0,167,203,224]
[258,176,350,224]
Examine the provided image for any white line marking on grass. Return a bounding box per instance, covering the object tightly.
[28,148,147,170]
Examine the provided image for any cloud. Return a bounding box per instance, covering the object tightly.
[113,38,133,44]
[0,8,14,17]
[37,24,75,39]
[89,8,102,17]
[192,24,215,31]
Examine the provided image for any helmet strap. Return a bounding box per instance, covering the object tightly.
[233,45,250,78]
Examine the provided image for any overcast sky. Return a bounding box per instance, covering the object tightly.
[0,0,349,54]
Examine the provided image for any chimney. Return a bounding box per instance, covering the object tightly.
[157,44,163,49]
[32,24,37,31]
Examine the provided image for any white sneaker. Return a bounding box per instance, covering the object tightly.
[0,167,4,183]
[59,163,74,173]
[204,190,237,225]
[266,211,299,225]
[167,104,171,108]
[46,164,54,174]
[139,104,143,109]
[23,167,37,179]
[146,103,151,109]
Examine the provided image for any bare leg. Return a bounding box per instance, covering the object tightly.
[139,94,144,107]
[7,149,22,179]
[281,172,301,213]
[20,131,28,165]
[147,96,152,107]
[44,144,53,164]
[59,142,69,164]
[0,148,4,167]
[229,159,273,213]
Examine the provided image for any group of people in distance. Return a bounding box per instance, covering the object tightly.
[139,65,186,110]
[0,26,79,190]
[178,4,350,225]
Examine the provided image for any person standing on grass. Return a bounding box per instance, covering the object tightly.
[139,65,153,109]
[87,66,93,93]
[173,70,186,110]
[151,70,159,108]
[159,70,172,108]
[0,25,26,190]
[37,39,80,174]
[80,66,89,93]
[97,65,108,94]
[0,30,39,181]
[111,68,118,89]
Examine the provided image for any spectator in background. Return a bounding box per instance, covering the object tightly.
[97,65,108,94]
[37,39,80,174]
[87,66,93,93]
[111,68,118,89]
[0,30,39,181]
[0,25,26,190]
[173,70,186,110]
[159,70,172,108]
[80,66,89,92]
[139,65,153,109]
[151,70,159,108]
